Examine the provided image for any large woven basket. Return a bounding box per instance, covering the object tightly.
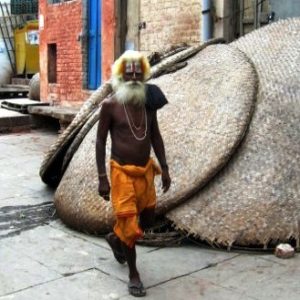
[28,73,40,100]
[39,39,223,186]
[54,44,257,234]
[167,18,300,249]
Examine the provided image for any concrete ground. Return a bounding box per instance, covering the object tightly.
[0,98,78,134]
[0,100,32,133]
[0,129,299,300]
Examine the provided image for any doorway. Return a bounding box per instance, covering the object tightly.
[88,0,101,89]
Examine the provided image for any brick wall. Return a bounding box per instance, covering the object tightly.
[39,0,91,106]
[39,0,223,106]
[139,0,202,53]
[102,0,116,81]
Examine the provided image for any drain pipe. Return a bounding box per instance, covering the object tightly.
[202,0,212,42]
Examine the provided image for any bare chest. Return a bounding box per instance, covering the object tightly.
[111,103,152,134]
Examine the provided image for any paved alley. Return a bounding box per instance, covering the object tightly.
[0,129,299,300]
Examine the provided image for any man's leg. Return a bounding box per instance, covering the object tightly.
[115,208,156,297]
[118,210,150,297]
[121,240,146,297]
[139,207,155,231]
[106,217,146,297]
[105,232,126,264]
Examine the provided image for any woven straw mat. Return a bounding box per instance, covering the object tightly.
[39,82,113,186]
[54,44,257,234]
[167,18,300,248]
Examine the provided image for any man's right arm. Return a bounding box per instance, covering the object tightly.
[96,99,112,200]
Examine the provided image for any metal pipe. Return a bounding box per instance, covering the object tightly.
[4,3,14,30]
[240,0,244,37]
[254,0,258,29]
[3,2,16,71]
[0,3,14,73]
[0,3,13,52]
[201,0,212,42]
[257,0,262,28]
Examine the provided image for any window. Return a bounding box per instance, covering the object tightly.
[48,44,57,83]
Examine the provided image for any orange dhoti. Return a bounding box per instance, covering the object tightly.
[110,158,161,248]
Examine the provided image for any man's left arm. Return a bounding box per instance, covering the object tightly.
[150,111,171,193]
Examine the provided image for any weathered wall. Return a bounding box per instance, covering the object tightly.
[214,0,225,40]
[102,0,115,81]
[0,38,12,83]
[125,0,140,51]
[242,0,270,35]
[39,0,116,104]
[139,0,202,53]
[39,0,90,106]
[269,0,300,20]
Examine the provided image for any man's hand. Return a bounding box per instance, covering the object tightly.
[98,176,110,201]
[161,169,171,193]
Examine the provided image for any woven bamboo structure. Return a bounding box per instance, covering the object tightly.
[167,18,300,249]
[28,73,40,100]
[43,19,300,248]
[39,38,224,186]
[39,82,113,187]
[54,44,257,233]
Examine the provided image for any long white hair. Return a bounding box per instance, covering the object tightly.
[111,50,150,105]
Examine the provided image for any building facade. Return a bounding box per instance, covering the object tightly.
[39,0,214,105]
[39,0,115,106]
[39,0,297,106]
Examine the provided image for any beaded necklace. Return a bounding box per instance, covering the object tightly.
[123,102,148,141]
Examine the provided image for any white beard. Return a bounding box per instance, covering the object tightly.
[112,78,146,106]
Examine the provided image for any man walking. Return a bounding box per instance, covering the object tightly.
[96,50,171,297]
